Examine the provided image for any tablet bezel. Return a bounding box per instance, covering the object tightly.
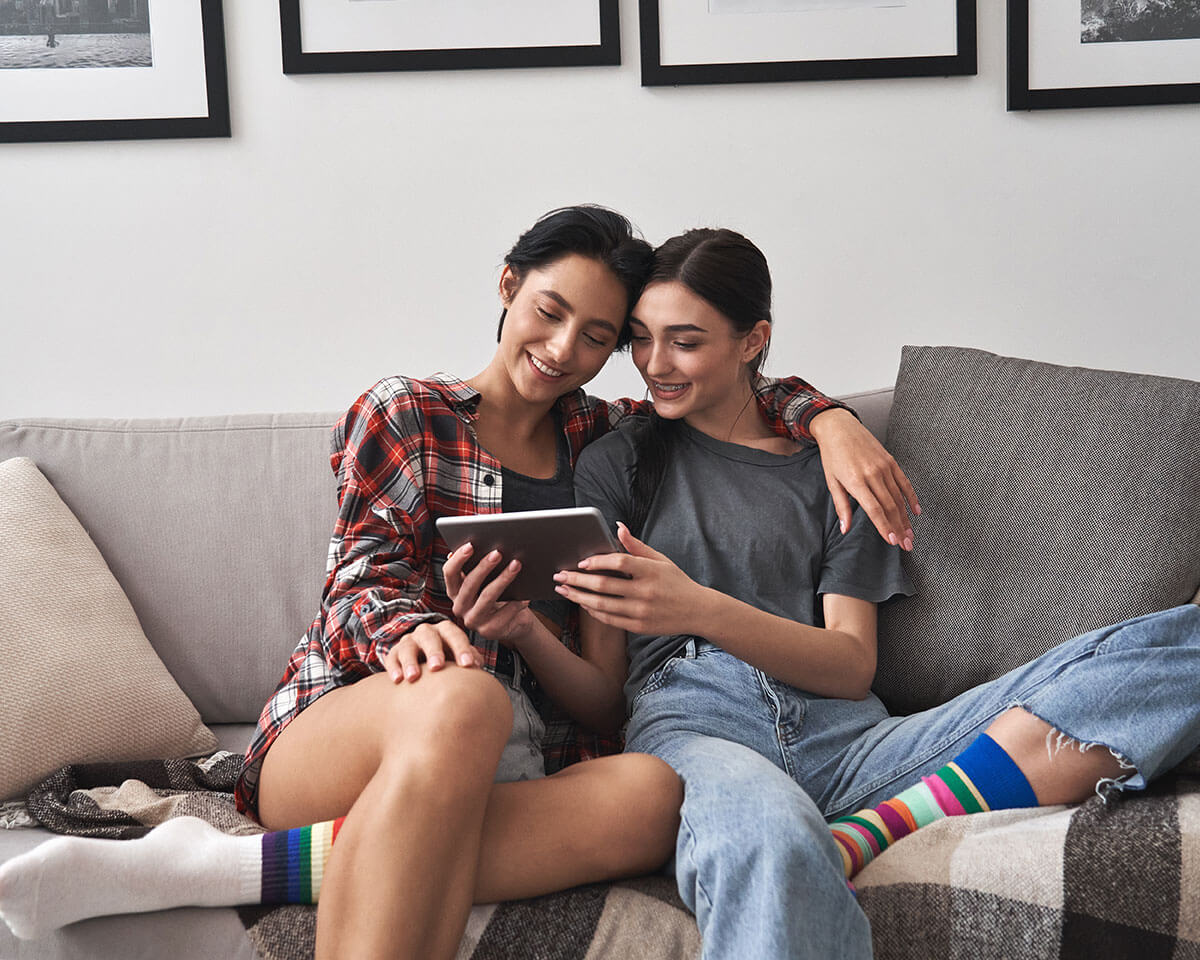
[435,506,622,603]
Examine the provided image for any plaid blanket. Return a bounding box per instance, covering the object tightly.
[22,749,1200,959]
[858,747,1200,959]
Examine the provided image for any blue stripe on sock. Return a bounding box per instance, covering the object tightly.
[955,732,1039,810]
[286,828,302,904]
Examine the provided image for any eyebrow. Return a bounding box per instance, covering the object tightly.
[628,317,709,334]
[539,289,620,337]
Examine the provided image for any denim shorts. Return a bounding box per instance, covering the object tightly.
[493,655,547,784]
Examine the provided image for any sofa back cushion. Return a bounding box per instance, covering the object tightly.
[0,414,339,723]
[875,346,1200,715]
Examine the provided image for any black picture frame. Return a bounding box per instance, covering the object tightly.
[279,0,620,75]
[639,0,976,87]
[0,0,229,145]
[1008,0,1200,110]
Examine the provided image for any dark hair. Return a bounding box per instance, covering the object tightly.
[497,205,653,348]
[629,228,774,536]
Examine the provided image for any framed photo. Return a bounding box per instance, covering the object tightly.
[0,0,229,144]
[1009,0,1200,109]
[639,0,976,86]
[279,0,620,75]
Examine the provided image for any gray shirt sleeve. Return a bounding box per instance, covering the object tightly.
[817,498,915,605]
[573,425,639,536]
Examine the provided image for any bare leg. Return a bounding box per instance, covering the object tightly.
[473,753,681,903]
[258,667,512,960]
[258,669,682,958]
[984,706,1126,805]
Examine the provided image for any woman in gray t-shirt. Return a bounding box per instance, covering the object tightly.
[557,228,1200,960]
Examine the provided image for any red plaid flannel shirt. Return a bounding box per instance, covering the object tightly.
[235,372,841,815]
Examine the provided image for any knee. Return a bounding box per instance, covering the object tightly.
[683,779,834,881]
[381,666,513,771]
[589,754,682,877]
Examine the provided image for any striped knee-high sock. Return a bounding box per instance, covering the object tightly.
[259,817,346,904]
[830,733,1037,879]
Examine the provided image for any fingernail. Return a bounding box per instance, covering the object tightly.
[905,528,914,541]
[509,560,520,571]
[914,504,922,516]
[390,670,401,683]
[888,532,899,546]
[578,559,590,569]
[459,652,474,667]
[405,666,419,680]
[553,572,566,582]
[429,656,444,669]
[555,585,568,595]
[903,537,913,552]
[841,520,848,534]
[461,543,474,554]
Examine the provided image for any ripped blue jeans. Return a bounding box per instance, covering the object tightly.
[624,604,1200,960]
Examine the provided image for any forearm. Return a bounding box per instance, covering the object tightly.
[689,587,875,699]
[513,622,626,736]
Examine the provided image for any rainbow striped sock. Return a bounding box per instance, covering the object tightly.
[830,733,1037,879]
[259,817,345,904]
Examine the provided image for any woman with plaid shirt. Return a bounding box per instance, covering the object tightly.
[0,207,917,958]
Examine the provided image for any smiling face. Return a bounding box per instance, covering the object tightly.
[494,253,629,406]
[629,280,770,437]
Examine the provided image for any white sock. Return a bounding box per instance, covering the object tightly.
[0,817,262,939]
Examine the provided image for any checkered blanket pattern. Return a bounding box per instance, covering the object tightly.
[24,748,1200,959]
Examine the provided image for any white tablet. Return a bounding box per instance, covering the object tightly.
[436,506,622,603]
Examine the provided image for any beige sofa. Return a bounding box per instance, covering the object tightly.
[3,346,1198,960]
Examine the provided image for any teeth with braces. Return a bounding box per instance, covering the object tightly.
[655,383,687,392]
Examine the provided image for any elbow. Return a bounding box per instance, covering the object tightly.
[846,648,877,701]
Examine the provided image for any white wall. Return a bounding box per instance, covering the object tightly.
[2,0,1198,420]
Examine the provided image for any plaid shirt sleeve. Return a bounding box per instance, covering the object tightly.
[754,374,847,443]
[321,382,451,673]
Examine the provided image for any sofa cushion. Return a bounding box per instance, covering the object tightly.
[0,457,216,801]
[0,413,339,724]
[875,346,1200,715]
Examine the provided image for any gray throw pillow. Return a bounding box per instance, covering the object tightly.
[874,346,1200,715]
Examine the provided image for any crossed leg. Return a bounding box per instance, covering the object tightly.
[257,667,681,960]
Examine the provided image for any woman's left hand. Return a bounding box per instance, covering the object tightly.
[553,523,706,635]
[809,408,920,551]
[443,542,541,649]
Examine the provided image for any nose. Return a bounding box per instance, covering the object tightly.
[642,341,671,379]
[544,325,575,366]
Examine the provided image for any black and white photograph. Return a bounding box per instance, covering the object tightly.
[0,0,228,143]
[1009,0,1200,108]
[0,0,151,70]
[640,0,975,85]
[1081,0,1200,42]
[279,0,620,74]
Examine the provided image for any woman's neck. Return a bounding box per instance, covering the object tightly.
[466,364,557,444]
[683,381,798,455]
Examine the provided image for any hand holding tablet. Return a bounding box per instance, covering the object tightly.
[436,507,623,603]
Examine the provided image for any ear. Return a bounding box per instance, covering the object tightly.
[499,265,521,308]
[741,320,771,365]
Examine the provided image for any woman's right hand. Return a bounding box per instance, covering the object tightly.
[382,620,483,683]
[443,542,542,649]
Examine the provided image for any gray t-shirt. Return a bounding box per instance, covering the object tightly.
[574,416,915,710]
